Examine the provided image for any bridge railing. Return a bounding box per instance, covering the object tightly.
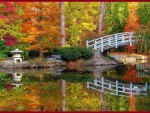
[87,77,148,97]
[86,32,135,52]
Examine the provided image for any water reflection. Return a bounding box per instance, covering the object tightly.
[87,77,148,97]
[11,72,23,88]
[0,64,149,111]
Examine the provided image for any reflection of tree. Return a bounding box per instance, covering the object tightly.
[61,80,66,111]
[128,95,136,111]
[100,92,106,111]
[105,94,129,111]
[0,82,62,111]
[66,83,101,111]
[123,65,142,83]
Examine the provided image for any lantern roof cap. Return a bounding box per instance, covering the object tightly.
[11,48,23,53]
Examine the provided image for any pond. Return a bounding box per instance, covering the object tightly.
[0,62,150,111]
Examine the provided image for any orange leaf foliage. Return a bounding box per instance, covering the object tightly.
[128,95,136,111]
[124,3,140,32]
[123,65,142,83]
[125,45,137,53]
[21,2,61,54]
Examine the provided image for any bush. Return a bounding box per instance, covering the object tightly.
[28,50,40,58]
[0,53,7,58]
[55,46,93,61]
[79,47,93,60]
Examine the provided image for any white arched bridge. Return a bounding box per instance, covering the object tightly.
[86,32,135,52]
[87,77,148,97]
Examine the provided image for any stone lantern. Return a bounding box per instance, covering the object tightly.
[12,72,22,82]
[11,48,23,64]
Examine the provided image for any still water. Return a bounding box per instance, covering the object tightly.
[0,63,149,111]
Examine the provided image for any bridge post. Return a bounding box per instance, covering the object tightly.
[123,85,125,92]
[94,41,97,50]
[129,32,133,46]
[145,83,147,91]
[130,83,133,95]
[122,35,125,43]
[109,83,111,89]
[108,38,111,46]
[101,38,103,52]
[86,40,89,47]
[115,34,118,48]
[102,77,104,92]
[87,82,89,88]
[116,80,118,95]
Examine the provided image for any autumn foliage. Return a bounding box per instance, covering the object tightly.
[128,95,136,111]
[3,33,18,46]
[0,2,20,24]
[125,45,137,53]
[0,2,21,47]
[21,2,61,57]
[124,3,140,32]
[124,3,140,53]
[123,65,142,83]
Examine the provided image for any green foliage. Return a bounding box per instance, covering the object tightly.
[105,94,129,111]
[136,22,150,54]
[0,40,8,58]
[60,72,94,83]
[0,18,25,41]
[138,2,150,25]
[79,47,94,60]
[0,40,28,58]
[55,46,93,61]
[104,2,128,34]
[65,2,100,46]
[0,73,12,90]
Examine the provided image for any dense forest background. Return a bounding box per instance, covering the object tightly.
[0,2,150,58]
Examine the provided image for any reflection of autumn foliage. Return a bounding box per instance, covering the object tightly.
[123,65,142,83]
[23,85,41,110]
[66,83,101,111]
[128,95,136,111]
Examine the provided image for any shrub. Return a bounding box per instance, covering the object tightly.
[79,47,93,60]
[55,46,93,61]
[0,53,7,58]
[28,50,40,58]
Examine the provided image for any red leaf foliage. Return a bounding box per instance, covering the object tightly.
[3,33,19,46]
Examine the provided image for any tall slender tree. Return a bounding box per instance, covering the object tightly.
[98,2,105,35]
[60,2,66,47]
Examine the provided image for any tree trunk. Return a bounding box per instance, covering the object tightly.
[98,2,105,35]
[39,49,43,58]
[60,2,66,47]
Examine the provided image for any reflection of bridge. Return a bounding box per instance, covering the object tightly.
[86,32,134,52]
[87,77,148,97]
